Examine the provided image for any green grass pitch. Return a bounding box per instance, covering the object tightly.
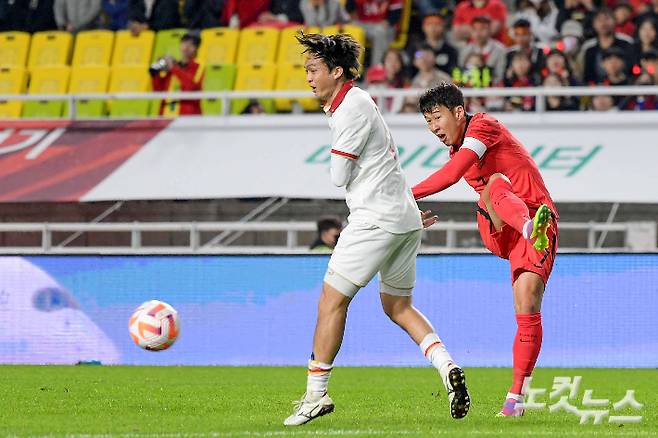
[1,366,656,437]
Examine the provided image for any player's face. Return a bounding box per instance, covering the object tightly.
[304,55,341,102]
[423,105,466,146]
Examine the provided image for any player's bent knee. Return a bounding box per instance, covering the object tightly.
[324,268,360,298]
[487,173,511,186]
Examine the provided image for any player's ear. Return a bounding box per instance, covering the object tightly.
[453,105,465,121]
[332,66,344,80]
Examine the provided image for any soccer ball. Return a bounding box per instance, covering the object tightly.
[129,300,180,351]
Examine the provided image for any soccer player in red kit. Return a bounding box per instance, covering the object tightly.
[412,83,557,417]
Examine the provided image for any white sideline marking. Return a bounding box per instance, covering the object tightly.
[27,430,657,438]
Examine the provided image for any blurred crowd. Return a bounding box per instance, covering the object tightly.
[1,0,656,112]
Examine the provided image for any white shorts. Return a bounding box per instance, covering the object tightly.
[325,221,422,297]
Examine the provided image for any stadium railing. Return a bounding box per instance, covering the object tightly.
[0,85,657,118]
[0,220,654,254]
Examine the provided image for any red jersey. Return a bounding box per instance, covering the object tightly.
[352,0,403,23]
[453,0,508,42]
[413,113,558,218]
[151,60,204,116]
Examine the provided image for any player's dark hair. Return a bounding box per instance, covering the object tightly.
[419,82,465,113]
[317,216,342,234]
[296,32,361,80]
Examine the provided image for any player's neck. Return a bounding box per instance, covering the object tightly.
[327,80,348,107]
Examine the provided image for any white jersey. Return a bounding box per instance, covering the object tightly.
[326,82,422,234]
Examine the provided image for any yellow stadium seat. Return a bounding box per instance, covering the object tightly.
[390,0,412,49]
[112,30,155,67]
[108,66,152,117]
[0,32,31,68]
[198,27,239,66]
[28,31,73,68]
[73,30,115,67]
[236,27,280,66]
[23,66,71,118]
[277,26,320,67]
[69,66,110,117]
[0,67,27,118]
[274,64,318,112]
[322,24,366,68]
[232,64,276,114]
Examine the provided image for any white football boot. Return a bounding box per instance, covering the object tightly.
[283,392,335,426]
[443,366,471,419]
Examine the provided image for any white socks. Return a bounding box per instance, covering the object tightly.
[420,333,455,382]
[522,219,533,240]
[507,392,524,403]
[306,360,333,401]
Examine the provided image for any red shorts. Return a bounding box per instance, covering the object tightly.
[476,203,558,285]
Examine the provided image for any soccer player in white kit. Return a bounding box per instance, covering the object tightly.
[283,33,470,426]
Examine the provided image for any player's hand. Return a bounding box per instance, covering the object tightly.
[420,210,438,229]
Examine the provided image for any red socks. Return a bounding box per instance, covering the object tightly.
[489,177,531,235]
[511,312,543,394]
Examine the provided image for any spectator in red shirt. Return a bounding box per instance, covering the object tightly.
[453,0,508,44]
[504,51,536,111]
[222,0,270,28]
[614,2,636,36]
[257,0,304,27]
[346,0,404,66]
[150,32,204,116]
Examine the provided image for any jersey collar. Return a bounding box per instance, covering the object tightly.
[451,113,473,155]
[325,80,354,113]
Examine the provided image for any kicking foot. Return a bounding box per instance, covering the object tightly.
[443,366,470,419]
[530,204,552,252]
[496,397,525,417]
[283,392,335,426]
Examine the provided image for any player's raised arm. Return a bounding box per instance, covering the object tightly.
[412,148,479,199]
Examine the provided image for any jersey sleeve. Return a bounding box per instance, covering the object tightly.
[330,110,370,160]
[462,115,498,159]
[411,148,479,199]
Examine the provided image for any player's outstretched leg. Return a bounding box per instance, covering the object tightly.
[420,334,471,419]
[380,292,470,419]
[284,365,336,426]
[284,281,352,426]
[530,204,552,252]
[498,273,544,418]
